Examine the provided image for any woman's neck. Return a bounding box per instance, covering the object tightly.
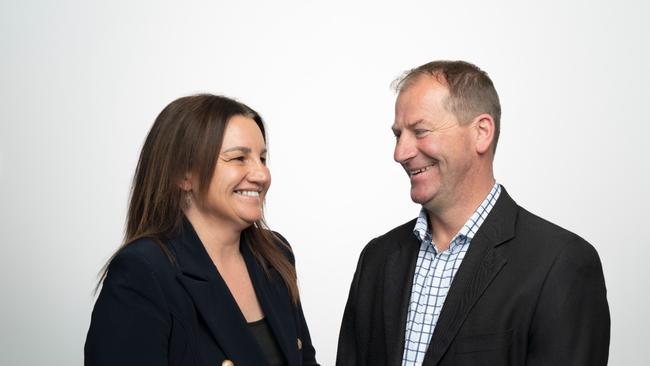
[183,206,243,264]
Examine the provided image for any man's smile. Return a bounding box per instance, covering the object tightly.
[408,163,437,177]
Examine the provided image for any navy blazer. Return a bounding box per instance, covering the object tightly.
[85,220,319,366]
[337,188,609,366]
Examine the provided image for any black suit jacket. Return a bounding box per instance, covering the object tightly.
[85,220,318,366]
[336,188,609,366]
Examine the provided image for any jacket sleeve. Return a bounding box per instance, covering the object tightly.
[85,249,171,366]
[297,300,320,366]
[526,236,610,365]
[273,231,320,366]
[336,244,368,366]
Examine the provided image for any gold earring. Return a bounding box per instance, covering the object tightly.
[184,191,192,208]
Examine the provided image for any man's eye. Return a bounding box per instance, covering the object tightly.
[260,157,267,165]
[414,129,428,136]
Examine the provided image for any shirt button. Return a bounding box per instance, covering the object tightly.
[221,360,234,366]
[297,338,303,350]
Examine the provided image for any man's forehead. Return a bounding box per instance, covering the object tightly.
[398,75,449,103]
[398,73,449,95]
[395,85,449,121]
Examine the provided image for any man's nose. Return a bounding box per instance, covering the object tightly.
[394,134,416,164]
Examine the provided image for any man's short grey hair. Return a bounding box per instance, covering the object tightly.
[393,60,501,154]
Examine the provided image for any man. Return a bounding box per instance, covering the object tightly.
[336,60,610,366]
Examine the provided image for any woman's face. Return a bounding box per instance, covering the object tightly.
[199,115,271,231]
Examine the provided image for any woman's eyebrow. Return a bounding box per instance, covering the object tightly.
[222,146,251,154]
[221,146,268,155]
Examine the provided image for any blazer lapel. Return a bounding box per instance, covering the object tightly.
[383,220,421,366]
[422,189,518,365]
[241,240,299,366]
[172,221,269,366]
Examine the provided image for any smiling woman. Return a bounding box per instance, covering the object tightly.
[85,94,319,366]
[186,115,272,233]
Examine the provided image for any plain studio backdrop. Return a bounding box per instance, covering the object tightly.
[1,0,648,365]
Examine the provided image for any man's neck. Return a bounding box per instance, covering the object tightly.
[426,178,496,252]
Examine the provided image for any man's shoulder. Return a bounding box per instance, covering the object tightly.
[376,218,419,241]
[512,205,598,260]
[494,187,592,248]
[360,218,418,257]
[516,206,581,240]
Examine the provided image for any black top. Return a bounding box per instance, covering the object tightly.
[248,317,286,366]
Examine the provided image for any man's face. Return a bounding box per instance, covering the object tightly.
[392,76,477,212]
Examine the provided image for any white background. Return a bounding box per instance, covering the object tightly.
[1,1,649,365]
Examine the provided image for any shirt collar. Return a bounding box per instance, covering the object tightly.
[413,182,502,245]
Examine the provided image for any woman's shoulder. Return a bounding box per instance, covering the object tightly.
[269,230,295,263]
[109,237,177,277]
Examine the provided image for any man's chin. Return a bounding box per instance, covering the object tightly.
[410,191,434,206]
[411,190,445,213]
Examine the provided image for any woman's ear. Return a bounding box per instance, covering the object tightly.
[178,173,193,191]
[178,174,195,209]
[473,113,495,155]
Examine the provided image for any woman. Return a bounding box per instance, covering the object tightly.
[85,94,319,366]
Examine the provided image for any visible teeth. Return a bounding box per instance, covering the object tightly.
[236,190,260,197]
[410,165,433,176]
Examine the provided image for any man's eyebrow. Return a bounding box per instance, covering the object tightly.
[392,119,425,133]
[409,119,425,127]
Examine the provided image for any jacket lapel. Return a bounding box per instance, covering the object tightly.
[241,240,299,366]
[172,221,269,366]
[383,220,421,366]
[422,189,518,365]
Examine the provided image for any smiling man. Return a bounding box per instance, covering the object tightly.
[336,61,610,366]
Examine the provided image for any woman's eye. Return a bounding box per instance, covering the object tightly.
[232,156,245,162]
[260,157,267,164]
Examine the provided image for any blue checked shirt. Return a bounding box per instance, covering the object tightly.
[402,183,501,366]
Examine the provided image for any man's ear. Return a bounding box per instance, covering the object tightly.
[473,113,495,155]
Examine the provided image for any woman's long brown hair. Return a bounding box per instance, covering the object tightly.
[98,94,299,303]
